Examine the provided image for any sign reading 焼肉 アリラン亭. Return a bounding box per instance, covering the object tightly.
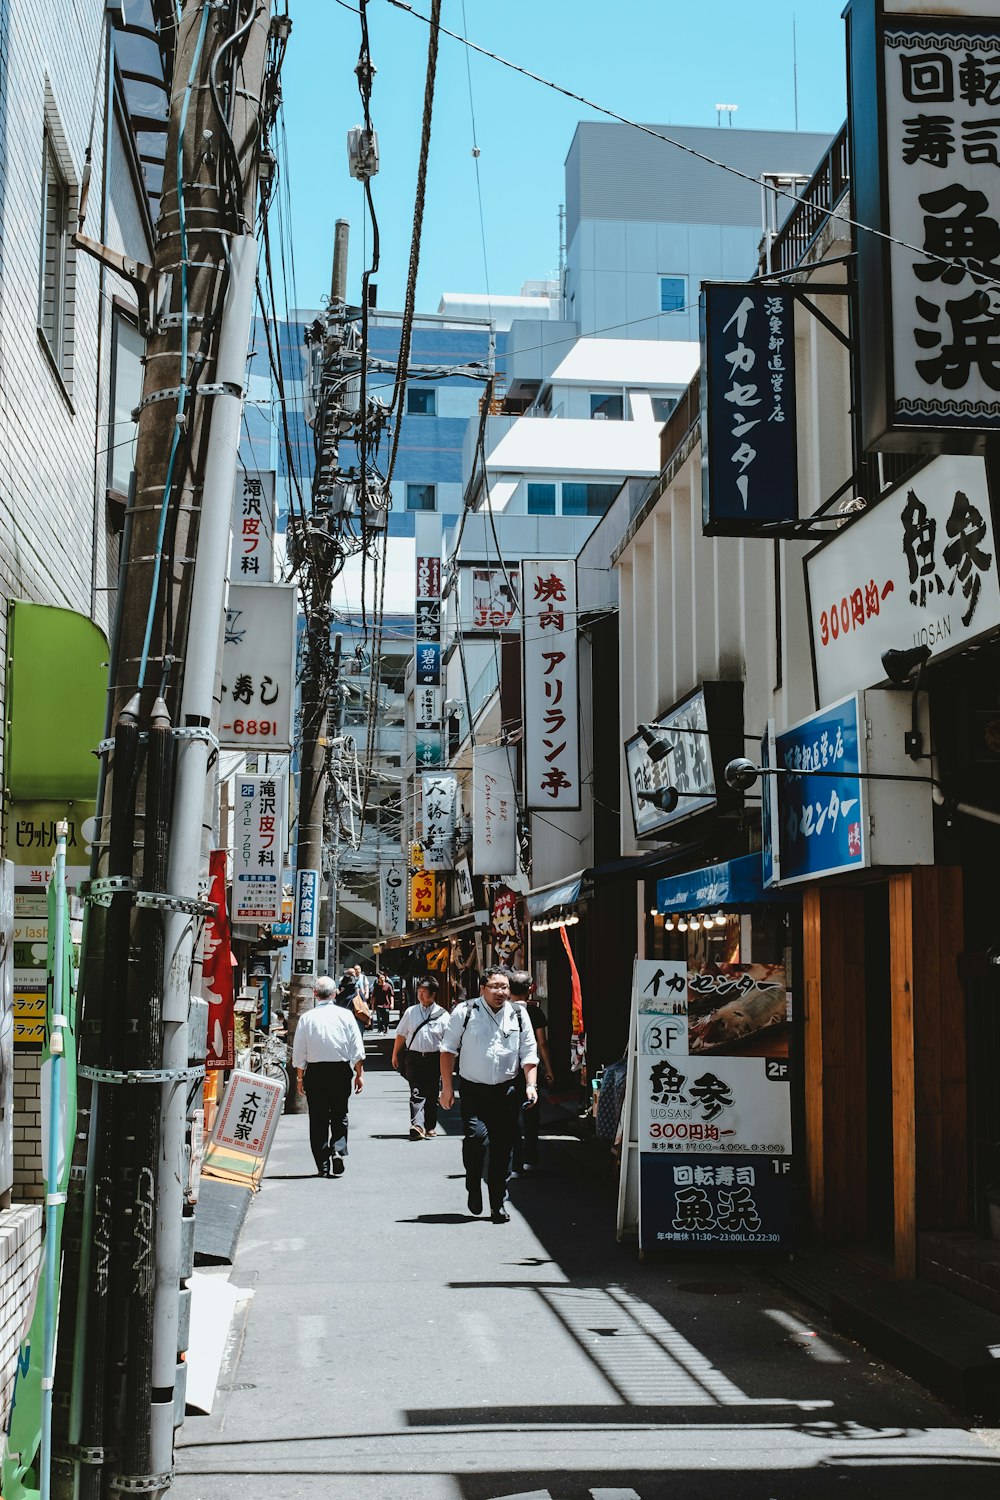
[522,560,581,811]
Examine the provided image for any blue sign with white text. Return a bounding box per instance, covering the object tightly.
[773,695,866,884]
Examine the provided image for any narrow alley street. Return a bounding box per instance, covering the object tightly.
[173,1043,1000,1500]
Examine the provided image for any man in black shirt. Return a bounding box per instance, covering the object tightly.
[509,970,554,1173]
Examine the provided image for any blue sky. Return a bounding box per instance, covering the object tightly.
[278,0,850,317]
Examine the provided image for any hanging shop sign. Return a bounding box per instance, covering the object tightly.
[805,454,1000,704]
[220,583,296,751]
[656,853,788,914]
[230,468,275,582]
[5,602,107,801]
[490,885,521,965]
[624,682,744,839]
[455,856,474,911]
[408,868,435,923]
[232,775,286,922]
[6,798,95,889]
[522,559,580,810]
[630,959,793,1253]
[420,771,457,871]
[472,744,518,876]
[770,689,933,885]
[292,867,319,978]
[0,863,13,1195]
[700,282,798,533]
[415,685,442,731]
[468,567,519,630]
[849,0,1000,448]
[380,863,406,937]
[203,850,235,1070]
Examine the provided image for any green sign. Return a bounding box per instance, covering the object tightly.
[5,602,107,801]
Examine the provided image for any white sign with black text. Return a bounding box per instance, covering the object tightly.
[472,745,518,876]
[221,583,296,751]
[232,775,287,922]
[522,559,580,811]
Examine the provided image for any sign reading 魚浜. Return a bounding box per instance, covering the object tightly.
[701,282,798,533]
[380,864,406,937]
[292,867,319,978]
[774,695,867,884]
[230,468,275,582]
[471,744,518,876]
[220,583,296,751]
[522,560,580,810]
[806,454,1000,704]
[420,771,457,871]
[232,776,286,922]
[632,960,793,1253]
[850,0,1000,446]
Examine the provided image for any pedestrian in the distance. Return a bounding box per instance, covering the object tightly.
[291,976,365,1177]
[392,974,448,1139]
[439,966,539,1223]
[508,970,555,1174]
[372,972,393,1034]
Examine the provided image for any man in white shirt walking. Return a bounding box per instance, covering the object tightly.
[439,966,539,1223]
[391,974,449,1139]
[292,976,366,1177]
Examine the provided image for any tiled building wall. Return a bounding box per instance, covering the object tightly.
[0,1205,42,1428]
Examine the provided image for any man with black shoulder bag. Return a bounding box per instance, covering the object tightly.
[392,974,448,1140]
[439,966,538,1223]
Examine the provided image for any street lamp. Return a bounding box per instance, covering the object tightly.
[638,723,677,764]
[636,785,679,814]
[881,642,931,760]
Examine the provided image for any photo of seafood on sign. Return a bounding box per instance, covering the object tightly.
[687,963,789,1058]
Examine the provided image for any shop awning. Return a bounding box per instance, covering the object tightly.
[376,913,486,953]
[585,838,706,883]
[524,873,584,919]
[656,853,793,914]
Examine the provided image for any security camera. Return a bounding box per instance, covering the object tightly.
[724,758,760,792]
[880,643,931,685]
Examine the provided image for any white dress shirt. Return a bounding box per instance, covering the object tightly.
[292,1000,365,1067]
[394,1002,448,1053]
[440,998,538,1085]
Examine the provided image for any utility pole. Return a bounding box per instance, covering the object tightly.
[54,4,283,1496]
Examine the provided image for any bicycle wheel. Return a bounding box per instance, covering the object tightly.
[264,1060,289,1097]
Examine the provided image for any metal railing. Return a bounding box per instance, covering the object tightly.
[763,122,850,276]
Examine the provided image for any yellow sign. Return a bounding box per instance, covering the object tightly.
[408,869,435,923]
[410,843,424,871]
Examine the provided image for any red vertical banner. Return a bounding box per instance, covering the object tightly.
[203,850,235,1070]
[560,924,584,1035]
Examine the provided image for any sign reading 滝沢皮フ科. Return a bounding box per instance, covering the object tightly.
[850,2,1000,446]
[805,454,1000,704]
[230,469,275,582]
[232,776,286,922]
[700,282,798,534]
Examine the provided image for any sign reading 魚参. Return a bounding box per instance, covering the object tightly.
[806,454,1000,704]
[701,282,798,533]
[232,776,286,922]
[522,559,580,810]
[631,959,793,1253]
[220,583,296,751]
[851,3,1000,445]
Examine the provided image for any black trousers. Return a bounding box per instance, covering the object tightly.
[406,1051,441,1131]
[458,1078,518,1211]
[303,1061,352,1170]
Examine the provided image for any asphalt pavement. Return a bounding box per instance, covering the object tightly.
[173,1038,1000,1500]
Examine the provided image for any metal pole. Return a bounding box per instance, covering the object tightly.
[332,218,350,307]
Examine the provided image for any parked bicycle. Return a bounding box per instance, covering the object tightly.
[247,1027,289,1097]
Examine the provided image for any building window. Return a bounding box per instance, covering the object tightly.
[108,310,144,495]
[562,482,619,517]
[590,392,624,421]
[39,128,70,364]
[527,483,556,515]
[659,276,687,314]
[406,387,436,415]
[406,483,436,511]
[651,396,678,424]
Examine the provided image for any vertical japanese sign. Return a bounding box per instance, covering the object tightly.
[203,1069,284,1189]
[774,696,866,883]
[852,4,1000,444]
[701,283,798,533]
[490,886,521,965]
[521,559,581,810]
[380,863,406,937]
[805,453,1000,702]
[292,867,319,978]
[203,850,235,1070]
[220,583,296,751]
[415,528,443,768]
[13,890,47,1047]
[632,959,793,1252]
[231,468,275,582]
[232,775,286,921]
[471,744,518,876]
[420,771,457,870]
[408,868,436,923]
